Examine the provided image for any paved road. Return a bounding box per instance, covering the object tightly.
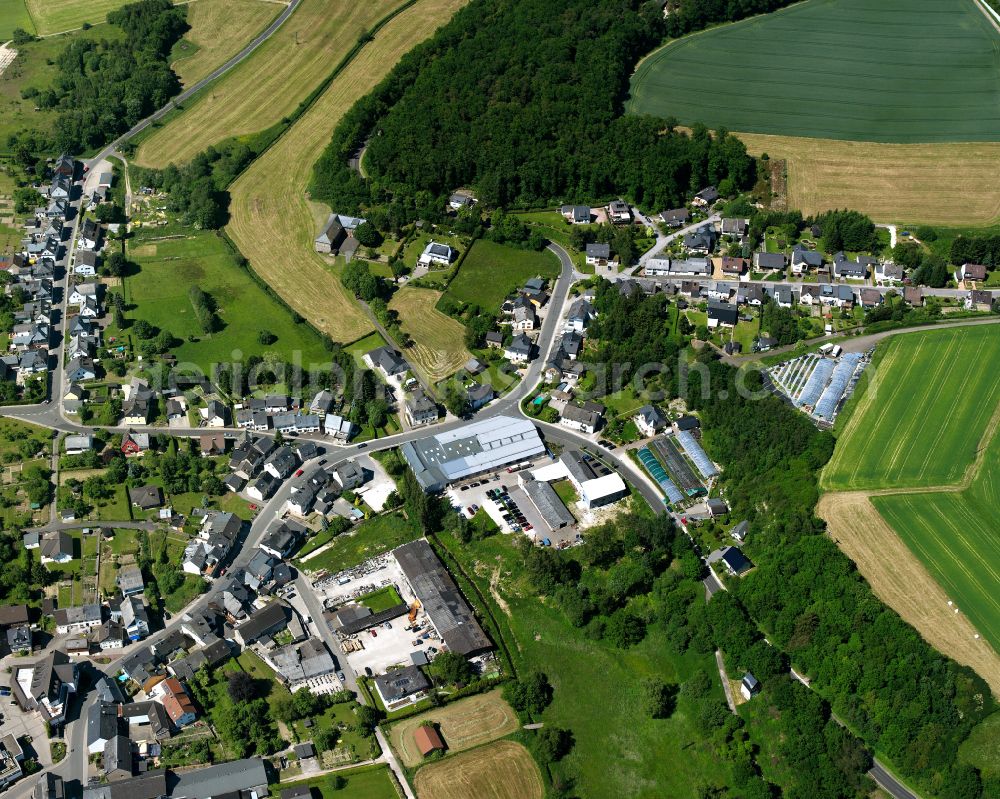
[87,0,302,166]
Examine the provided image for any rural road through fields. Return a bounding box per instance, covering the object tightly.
[86,0,302,166]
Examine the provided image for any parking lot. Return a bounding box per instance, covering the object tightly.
[342,615,440,678]
[446,459,581,547]
[0,693,49,767]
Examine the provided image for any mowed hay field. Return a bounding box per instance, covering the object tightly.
[389,288,471,382]
[171,0,281,88]
[736,134,1000,225]
[819,491,1000,695]
[23,0,184,35]
[821,326,1000,491]
[413,741,543,799]
[225,0,466,344]
[628,0,1000,143]
[872,430,1000,664]
[389,689,520,768]
[0,0,35,38]
[135,0,392,168]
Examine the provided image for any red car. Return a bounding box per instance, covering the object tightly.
[295,469,304,477]
[249,504,258,510]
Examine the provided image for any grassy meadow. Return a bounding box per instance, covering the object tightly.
[171,0,281,87]
[0,0,34,38]
[821,326,1000,491]
[125,228,331,373]
[135,0,393,167]
[444,239,560,310]
[225,0,468,345]
[629,0,1000,143]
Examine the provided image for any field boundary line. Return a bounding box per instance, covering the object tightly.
[972,0,1000,35]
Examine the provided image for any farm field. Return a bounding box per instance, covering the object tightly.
[23,0,174,36]
[171,0,281,88]
[226,0,469,344]
[278,767,398,799]
[872,430,1000,661]
[389,689,520,767]
[125,228,331,374]
[628,0,1000,143]
[135,0,392,167]
[820,326,1000,491]
[388,288,471,382]
[413,741,543,799]
[818,491,1000,695]
[0,0,34,38]
[444,240,560,310]
[736,133,1000,225]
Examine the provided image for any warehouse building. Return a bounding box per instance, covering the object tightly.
[521,478,575,530]
[401,415,545,492]
[393,539,492,657]
[560,450,628,509]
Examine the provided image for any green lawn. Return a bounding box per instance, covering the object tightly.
[356,584,404,613]
[277,766,398,799]
[871,427,1000,653]
[435,533,734,798]
[125,228,331,375]
[291,699,376,763]
[821,326,1000,491]
[551,479,578,512]
[400,231,466,270]
[296,512,421,574]
[344,331,388,366]
[628,0,1000,143]
[444,239,560,310]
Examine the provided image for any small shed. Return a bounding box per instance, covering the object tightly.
[413,725,445,757]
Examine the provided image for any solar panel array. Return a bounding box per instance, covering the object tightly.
[651,437,702,492]
[814,353,863,420]
[637,447,684,504]
[676,431,718,478]
[793,358,834,408]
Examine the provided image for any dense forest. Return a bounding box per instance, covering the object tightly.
[32,0,187,152]
[311,0,755,218]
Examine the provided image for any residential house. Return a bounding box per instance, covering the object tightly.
[564,298,595,333]
[202,400,227,427]
[504,333,533,363]
[103,735,133,782]
[467,382,494,411]
[264,446,298,480]
[659,207,690,228]
[264,394,289,413]
[584,242,611,267]
[309,390,335,417]
[128,485,163,511]
[121,430,150,456]
[74,250,98,276]
[324,414,354,441]
[956,263,989,283]
[560,205,591,224]
[246,472,279,502]
[967,289,994,312]
[15,650,78,725]
[0,734,24,789]
[560,401,604,434]
[708,546,753,577]
[78,219,100,251]
[117,564,145,597]
[40,532,74,564]
[260,519,307,560]
[7,625,31,655]
[90,621,127,650]
[860,288,883,308]
[243,549,275,591]
[511,303,537,331]
[904,286,924,306]
[790,246,823,275]
[53,605,101,634]
[772,286,794,308]
[64,434,93,455]
[199,432,226,457]
[53,154,75,178]
[606,199,632,224]
[683,228,716,254]
[406,390,438,426]
[418,241,456,267]
[692,186,718,207]
[448,193,475,211]
[35,772,64,799]
[233,602,290,647]
[875,262,905,282]
[364,345,409,379]
[707,301,739,328]
[720,218,748,239]
[333,461,365,491]
[634,405,667,437]
[721,256,746,278]
[741,673,761,700]
[273,413,321,435]
[314,215,345,254]
[182,512,241,577]
[149,678,197,728]
[485,331,504,349]
[754,252,786,273]
[833,252,867,280]
[121,597,150,641]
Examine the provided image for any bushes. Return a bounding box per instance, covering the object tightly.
[188,285,220,333]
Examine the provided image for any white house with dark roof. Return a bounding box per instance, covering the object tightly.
[418,241,456,267]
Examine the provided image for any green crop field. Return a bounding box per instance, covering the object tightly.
[125,228,331,374]
[872,428,1000,653]
[628,0,1000,143]
[0,0,34,38]
[444,239,560,311]
[820,326,1000,491]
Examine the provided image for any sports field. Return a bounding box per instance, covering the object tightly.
[872,430,1000,659]
[125,228,331,373]
[226,0,468,344]
[821,326,1000,491]
[389,690,520,767]
[735,134,1000,225]
[388,288,471,382]
[135,0,388,167]
[444,240,560,311]
[171,0,281,87]
[413,741,543,799]
[628,0,1000,143]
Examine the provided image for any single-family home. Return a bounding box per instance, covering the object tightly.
[683,228,716,254]
[53,604,102,634]
[721,256,746,278]
[467,382,494,411]
[955,263,988,283]
[121,596,150,641]
[149,678,197,728]
[511,304,537,331]
[333,460,365,491]
[790,246,823,275]
[754,252,786,273]
[584,242,611,267]
[128,485,163,511]
[406,390,438,427]
[692,186,718,207]
[967,289,994,312]
[606,199,632,224]
[246,472,279,502]
[720,218,748,239]
[314,215,345,254]
[121,430,150,456]
[860,288,883,308]
[199,432,226,457]
[264,446,298,480]
[117,564,145,597]
[708,545,753,577]
[560,205,591,224]
[560,401,604,434]
[324,414,354,441]
[833,252,867,279]
[485,331,504,349]
[904,286,924,307]
[448,193,475,211]
[40,532,74,564]
[418,241,456,267]
[564,298,595,333]
[309,390,335,417]
[634,405,667,437]
[64,434,94,455]
[504,333,533,363]
[364,345,409,379]
[73,250,98,276]
[660,207,690,228]
[707,301,739,328]
[202,400,227,427]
